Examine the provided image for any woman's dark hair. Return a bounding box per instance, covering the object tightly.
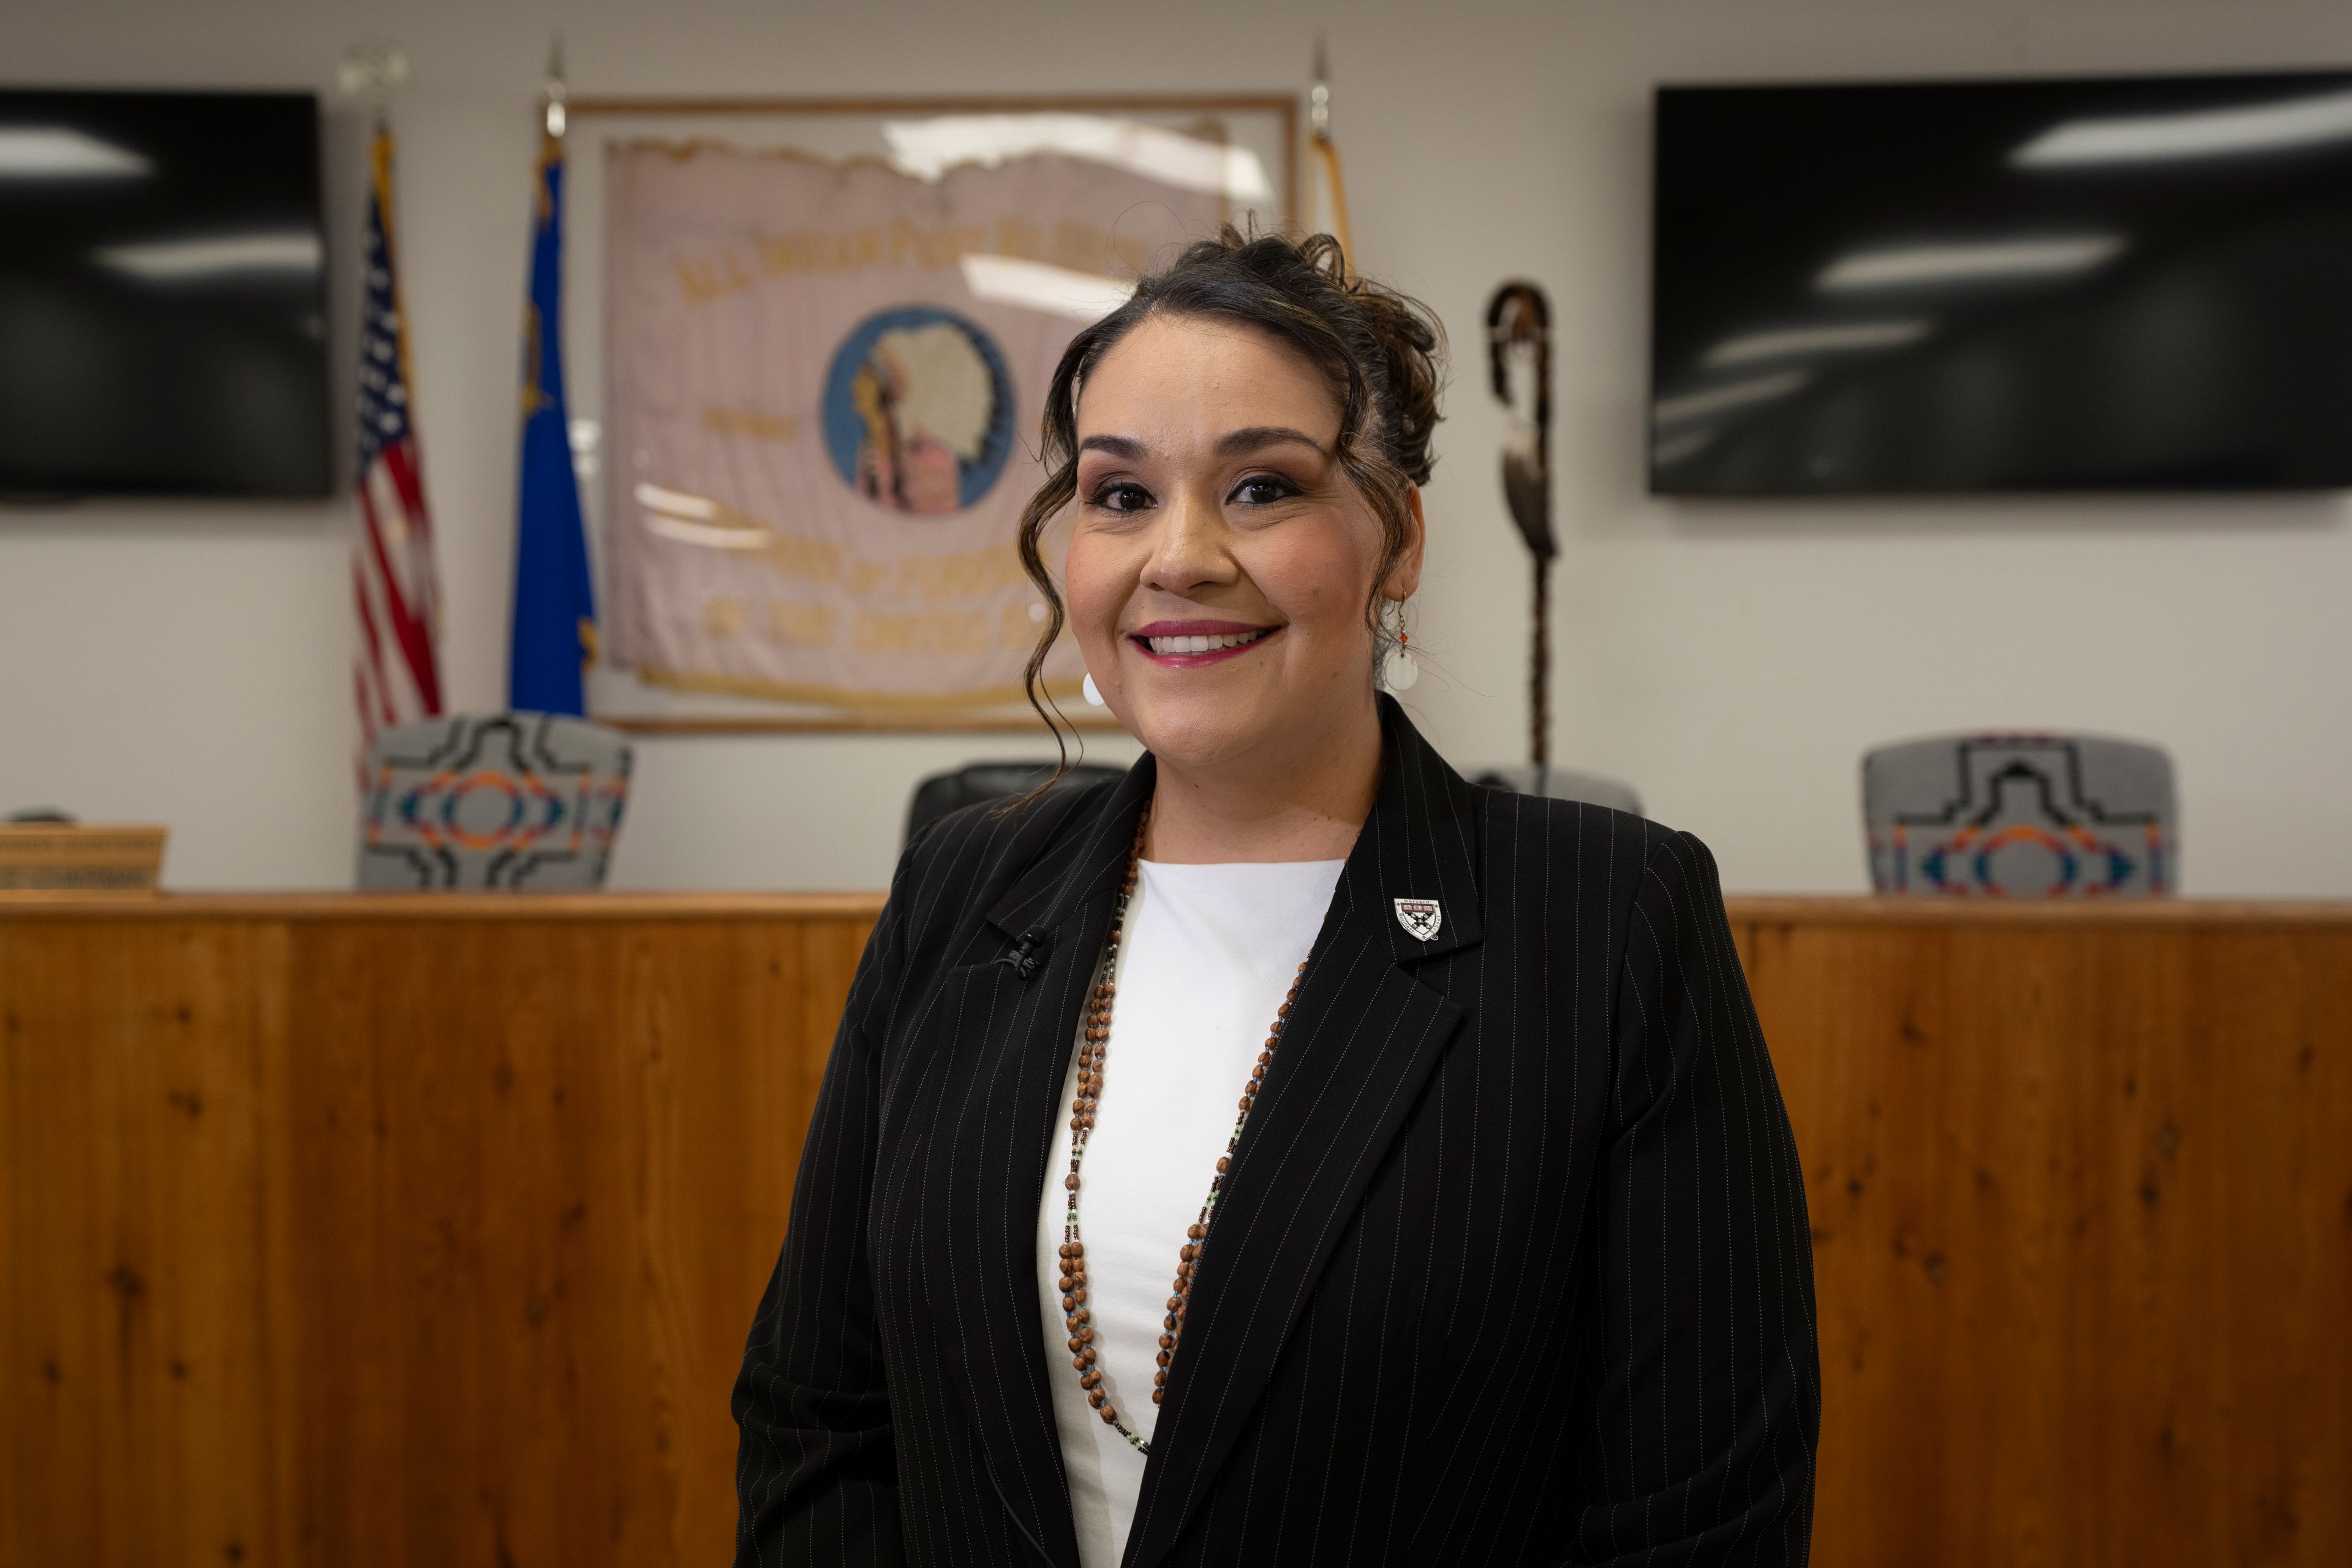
[1015,228,1446,757]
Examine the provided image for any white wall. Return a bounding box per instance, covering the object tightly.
[5,0,2349,894]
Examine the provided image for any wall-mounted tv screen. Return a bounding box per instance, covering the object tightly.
[1652,71,2352,494]
[0,89,330,499]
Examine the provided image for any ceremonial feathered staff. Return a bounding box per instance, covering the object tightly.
[1487,282,1555,767]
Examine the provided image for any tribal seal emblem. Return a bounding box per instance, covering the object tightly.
[1393,898,1443,942]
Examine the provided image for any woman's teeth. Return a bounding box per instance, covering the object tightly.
[1145,628,1273,656]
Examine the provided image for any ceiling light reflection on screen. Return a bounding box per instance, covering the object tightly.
[1653,369,1809,427]
[1817,235,2124,292]
[97,231,323,281]
[1651,428,1719,466]
[635,482,772,549]
[0,127,151,178]
[2015,86,2352,166]
[884,114,1274,202]
[960,254,1135,321]
[1703,318,1932,368]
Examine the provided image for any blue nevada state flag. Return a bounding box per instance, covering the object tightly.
[508,116,597,715]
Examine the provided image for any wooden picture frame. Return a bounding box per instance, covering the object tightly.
[565,93,1299,737]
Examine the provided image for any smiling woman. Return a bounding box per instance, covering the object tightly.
[732,230,1820,1568]
[1014,231,1439,866]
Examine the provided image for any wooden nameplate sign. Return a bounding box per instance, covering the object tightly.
[0,824,168,897]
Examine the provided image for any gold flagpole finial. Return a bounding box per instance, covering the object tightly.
[543,35,568,140]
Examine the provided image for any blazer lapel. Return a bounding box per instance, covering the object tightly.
[1122,700,1486,1568]
[924,760,1155,1568]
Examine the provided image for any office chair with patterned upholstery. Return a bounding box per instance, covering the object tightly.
[1863,732,2176,897]
[1468,764,1643,817]
[360,713,632,891]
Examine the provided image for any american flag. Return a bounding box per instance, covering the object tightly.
[352,126,443,772]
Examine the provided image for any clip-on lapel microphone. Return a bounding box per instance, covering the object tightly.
[998,927,1052,981]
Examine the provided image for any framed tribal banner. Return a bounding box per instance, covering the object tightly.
[563,96,1295,732]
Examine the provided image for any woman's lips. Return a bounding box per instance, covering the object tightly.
[1128,622,1283,667]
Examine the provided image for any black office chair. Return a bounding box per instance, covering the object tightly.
[1466,764,1642,816]
[905,761,1125,847]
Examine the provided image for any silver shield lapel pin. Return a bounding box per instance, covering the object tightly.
[1393,897,1443,942]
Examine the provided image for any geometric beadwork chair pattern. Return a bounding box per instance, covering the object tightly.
[1863,732,2176,898]
[1466,763,1643,818]
[359,713,631,891]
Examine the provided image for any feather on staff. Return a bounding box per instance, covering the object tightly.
[1487,282,1555,767]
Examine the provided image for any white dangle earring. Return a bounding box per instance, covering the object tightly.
[1381,600,1420,692]
[1083,672,1106,706]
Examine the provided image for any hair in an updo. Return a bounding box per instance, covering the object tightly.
[1015,227,1446,752]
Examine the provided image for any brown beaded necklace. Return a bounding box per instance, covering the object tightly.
[1054,807,1306,1454]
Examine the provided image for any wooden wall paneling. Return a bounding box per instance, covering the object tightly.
[0,919,289,1568]
[610,916,837,1568]
[259,911,875,1568]
[7,897,2345,1568]
[275,915,399,1561]
[2192,927,2352,1561]
[1744,914,2352,1568]
[287,918,613,1564]
[281,915,464,1561]
[1741,918,1926,1566]
[2076,922,2234,1566]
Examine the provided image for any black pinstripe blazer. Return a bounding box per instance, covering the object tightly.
[734,698,1819,1567]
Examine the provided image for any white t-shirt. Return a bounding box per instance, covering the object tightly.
[1035,856,1345,1568]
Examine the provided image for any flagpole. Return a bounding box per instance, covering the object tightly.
[509,32,600,717]
[338,39,410,138]
[541,32,592,676]
[338,39,446,785]
[1310,36,1353,270]
[543,34,568,141]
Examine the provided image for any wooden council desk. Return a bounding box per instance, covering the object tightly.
[2,894,2346,1567]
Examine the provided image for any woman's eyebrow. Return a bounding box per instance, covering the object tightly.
[1215,425,1329,458]
[1078,434,1147,459]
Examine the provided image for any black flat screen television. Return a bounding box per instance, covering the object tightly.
[0,89,330,499]
[1651,71,2352,494]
